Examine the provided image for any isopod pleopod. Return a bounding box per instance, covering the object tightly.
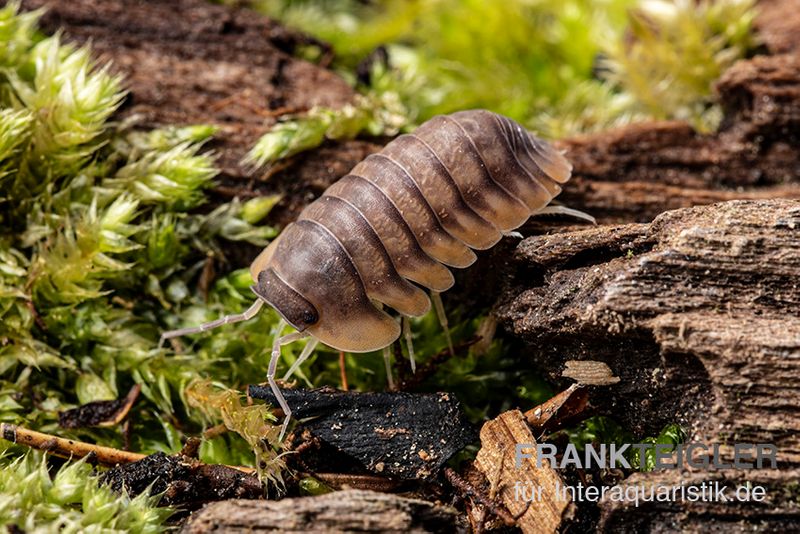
[161,109,579,438]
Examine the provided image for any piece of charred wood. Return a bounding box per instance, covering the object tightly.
[180,490,465,533]
[102,452,262,508]
[248,386,475,480]
[58,385,141,429]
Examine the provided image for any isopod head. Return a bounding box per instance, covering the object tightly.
[250,222,401,353]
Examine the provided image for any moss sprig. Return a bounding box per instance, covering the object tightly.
[0,451,172,533]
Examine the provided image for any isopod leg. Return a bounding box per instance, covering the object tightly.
[402,316,416,373]
[431,291,455,357]
[534,204,596,224]
[267,330,307,442]
[159,299,264,347]
[282,338,319,381]
[382,345,395,390]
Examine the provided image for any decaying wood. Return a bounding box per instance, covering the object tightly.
[180,490,464,533]
[497,199,800,530]
[523,384,590,433]
[474,410,572,534]
[58,384,141,429]
[248,386,475,480]
[561,361,620,386]
[103,452,262,509]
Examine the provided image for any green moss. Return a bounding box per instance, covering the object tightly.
[244,0,757,164]
[0,450,172,533]
[0,1,759,528]
[0,3,286,524]
[603,0,757,131]
[555,417,688,472]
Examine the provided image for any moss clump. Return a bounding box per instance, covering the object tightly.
[0,3,287,524]
[0,449,172,533]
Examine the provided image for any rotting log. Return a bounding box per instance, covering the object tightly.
[17,0,800,228]
[496,199,800,531]
[179,490,464,533]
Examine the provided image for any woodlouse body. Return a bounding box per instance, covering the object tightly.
[249,109,572,352]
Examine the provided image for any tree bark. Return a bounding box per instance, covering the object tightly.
[496,199,800,531]
[180,490,464,533]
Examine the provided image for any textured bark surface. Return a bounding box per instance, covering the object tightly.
[496,200,800,531]
[474,410,572,534]
[180,490,464,533]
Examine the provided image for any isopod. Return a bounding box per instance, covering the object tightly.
[161,109,584,438]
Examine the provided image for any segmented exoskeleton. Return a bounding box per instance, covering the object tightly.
[161,109,576,438]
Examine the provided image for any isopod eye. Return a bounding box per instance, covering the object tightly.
[251,268,319,332]
[302,310,318,326]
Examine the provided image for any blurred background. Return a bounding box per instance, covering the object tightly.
[239,0,758,168]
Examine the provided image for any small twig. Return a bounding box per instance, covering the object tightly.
[2,423,145,466]
[443,467,517,527]
[339,351,349,391]
[2,423,257,474]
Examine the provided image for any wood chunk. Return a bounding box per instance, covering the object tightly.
[58,384,141,429]
[562,361,620,386]
[180,490,464,533]
[474,410,571,534]
[524,384,590,432]
[248,386,475,480]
